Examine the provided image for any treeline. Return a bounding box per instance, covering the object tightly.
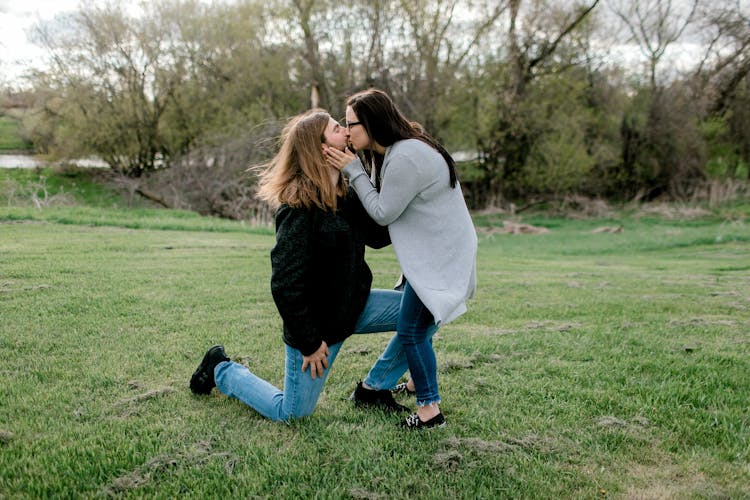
[8,0,750,215]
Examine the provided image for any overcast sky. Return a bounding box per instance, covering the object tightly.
[0,0,84,83]
[0,0,733,87]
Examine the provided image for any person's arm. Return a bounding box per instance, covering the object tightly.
[341,153,424,226]
[324,144,424,225]
[346,189,391,249]
[270,206,323,357]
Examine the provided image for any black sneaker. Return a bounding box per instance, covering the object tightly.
[190,345,230,395]
[400,412,446,430]
[349,382,410,413]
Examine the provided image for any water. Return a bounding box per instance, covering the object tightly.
[0,154,107,169]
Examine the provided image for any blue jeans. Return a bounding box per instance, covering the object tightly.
[214,289,402,422]
[365,281,440,407]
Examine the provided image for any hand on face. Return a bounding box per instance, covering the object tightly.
[323,144,356,171]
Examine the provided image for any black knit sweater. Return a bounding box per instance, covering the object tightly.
[269,190,391,355]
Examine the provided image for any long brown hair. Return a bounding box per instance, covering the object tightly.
[346,88,457,189]
[256,109,345,211]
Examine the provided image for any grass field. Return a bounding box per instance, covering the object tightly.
[1,169,749,497]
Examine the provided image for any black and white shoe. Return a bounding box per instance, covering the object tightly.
[349,382,410,413]
[189,345,230,395]
[392,382,416,396]
[393,274,406,291]
[400,412,446,430]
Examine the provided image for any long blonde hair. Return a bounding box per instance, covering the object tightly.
[256,109,345,211]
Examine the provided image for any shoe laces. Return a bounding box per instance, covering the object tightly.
[404,413,421,428]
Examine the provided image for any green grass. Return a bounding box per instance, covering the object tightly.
[0,115,32,151]
[1,194,749,497]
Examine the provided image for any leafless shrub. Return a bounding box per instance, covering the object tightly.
[112,122,280,225]
[1,175,75,208]
[691,179,750,207]
[637,203,712,219]
[554,195,615,219]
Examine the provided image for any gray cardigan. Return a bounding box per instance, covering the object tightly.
[343,139,477,325]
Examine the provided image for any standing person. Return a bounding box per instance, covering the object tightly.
[189,109,409,422]
[325,89,477,429]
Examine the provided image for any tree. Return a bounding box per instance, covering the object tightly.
[604,0,710,199]
[474,0,600,204]
[389,0,507,135]
[27,3,180,174]
[694,0,750,178]
[270,0,369,115]
[17,0,748,212]
[25,0,296,176]
[520,74,598,198]
[608,0,698,91]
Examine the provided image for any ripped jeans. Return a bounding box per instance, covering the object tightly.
[364,281,441,406]
[213,289,403,422]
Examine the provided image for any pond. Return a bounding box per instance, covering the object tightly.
[0,154,107,169]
